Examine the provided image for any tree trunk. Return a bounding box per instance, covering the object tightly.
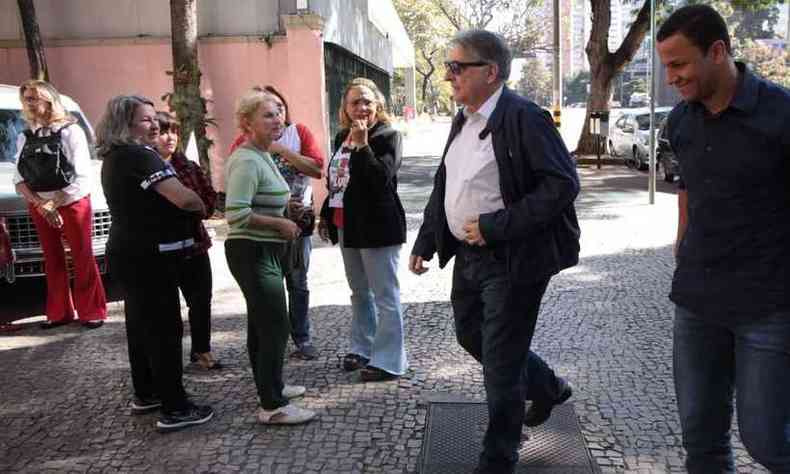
[17,0,48,81]
[576,0,652,154]
[169,0,211,181]
[420,76,431,112]
[417,48,437,113]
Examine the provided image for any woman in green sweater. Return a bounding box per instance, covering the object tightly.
[224,90,316,425]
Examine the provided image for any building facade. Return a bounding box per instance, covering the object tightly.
[0,0,414,193]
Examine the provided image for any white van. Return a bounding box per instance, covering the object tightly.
[0,84,110,283]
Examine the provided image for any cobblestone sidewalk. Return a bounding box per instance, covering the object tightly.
[0,164,768,473]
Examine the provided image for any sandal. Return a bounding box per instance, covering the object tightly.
[190,352,223,370]
[342,353,369,372]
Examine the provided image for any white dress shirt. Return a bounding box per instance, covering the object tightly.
[444,85,505,242]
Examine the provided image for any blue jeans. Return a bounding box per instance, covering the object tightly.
[285,236,311,347]
[338,230,407,376]
[674,305,790,473]
[452,244,566,473]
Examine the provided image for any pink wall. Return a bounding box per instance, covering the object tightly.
[0,28,328,195]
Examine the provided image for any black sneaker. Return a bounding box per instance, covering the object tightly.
[156,404,214,432]
[130,396,162,415]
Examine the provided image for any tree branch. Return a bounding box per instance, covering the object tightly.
[611,0,653,72]
[433,0,465,30]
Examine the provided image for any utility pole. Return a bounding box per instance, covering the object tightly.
[552,0,562,128]
[648,0,656,204]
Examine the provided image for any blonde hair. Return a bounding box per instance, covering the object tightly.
[95,95,155,156]
[338,78,391,130]
[235,89,280,133]
[19,80,76,128]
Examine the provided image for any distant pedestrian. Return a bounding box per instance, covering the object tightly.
[230,86,325,360]
[318,77,408,382]
[13,80,106,330]
[410,30,579,473]
[98,95,213,432]
[225,89,316,425]
[155,112,221,370]
[657,5,790,472]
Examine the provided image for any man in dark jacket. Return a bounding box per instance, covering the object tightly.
[409,30,581,474]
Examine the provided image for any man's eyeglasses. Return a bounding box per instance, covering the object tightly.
[444,60,490,76]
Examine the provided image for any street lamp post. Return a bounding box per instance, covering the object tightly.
[648,0,657,204]
[552,0,562,128]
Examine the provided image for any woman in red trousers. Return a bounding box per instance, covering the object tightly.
[13,80,106,330]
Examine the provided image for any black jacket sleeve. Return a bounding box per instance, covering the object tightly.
[411,165,442,260]
[349,126,402,188]
[478,104,580,243]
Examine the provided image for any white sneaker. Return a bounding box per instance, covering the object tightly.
[283,385,306,399]
[257,404,316,425]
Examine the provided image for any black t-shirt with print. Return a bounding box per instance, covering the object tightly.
[101,144,194,256]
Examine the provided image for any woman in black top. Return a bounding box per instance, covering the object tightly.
[97,95,213,433]
[319,78,407,382]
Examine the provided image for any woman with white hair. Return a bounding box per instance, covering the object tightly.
[224,89,316,425]
[13,80,106,330]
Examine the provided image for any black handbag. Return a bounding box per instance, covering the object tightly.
[17,124,76,192]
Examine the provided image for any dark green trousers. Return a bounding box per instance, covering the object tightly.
[225,239,290,410]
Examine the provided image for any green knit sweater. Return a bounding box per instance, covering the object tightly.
[224,145,290,242]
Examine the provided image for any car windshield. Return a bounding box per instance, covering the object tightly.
[636,111,669,131]
[0,109,97,163]
[0,110,26,163]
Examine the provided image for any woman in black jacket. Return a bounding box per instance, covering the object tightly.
[319,78,407,382]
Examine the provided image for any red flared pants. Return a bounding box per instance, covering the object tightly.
[28,196,106,323]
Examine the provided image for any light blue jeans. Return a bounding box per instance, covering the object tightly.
[338,230,407,376]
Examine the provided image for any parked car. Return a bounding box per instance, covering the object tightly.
[657,117,680,182]
[629,93,649,108]
[0,84,110,283]
[608,107,672,170]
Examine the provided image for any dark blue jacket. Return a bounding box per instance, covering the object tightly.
[412,87,581,284]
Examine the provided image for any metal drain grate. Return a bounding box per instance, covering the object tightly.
[419,400,599,474]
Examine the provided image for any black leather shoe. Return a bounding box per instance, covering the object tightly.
[360,366,398,382]
[40,320,72,330]
[82,320,104,330]
[473,464,515,474]
[342,353,369,372]
[524,379,572,427]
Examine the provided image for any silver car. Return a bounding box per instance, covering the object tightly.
[0,84,110,283]
[609,107,671,170]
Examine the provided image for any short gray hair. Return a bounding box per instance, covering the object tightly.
[96,95,155,157]
[450,30,512,82]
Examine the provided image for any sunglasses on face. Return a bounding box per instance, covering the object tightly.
[444,60,490,76]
